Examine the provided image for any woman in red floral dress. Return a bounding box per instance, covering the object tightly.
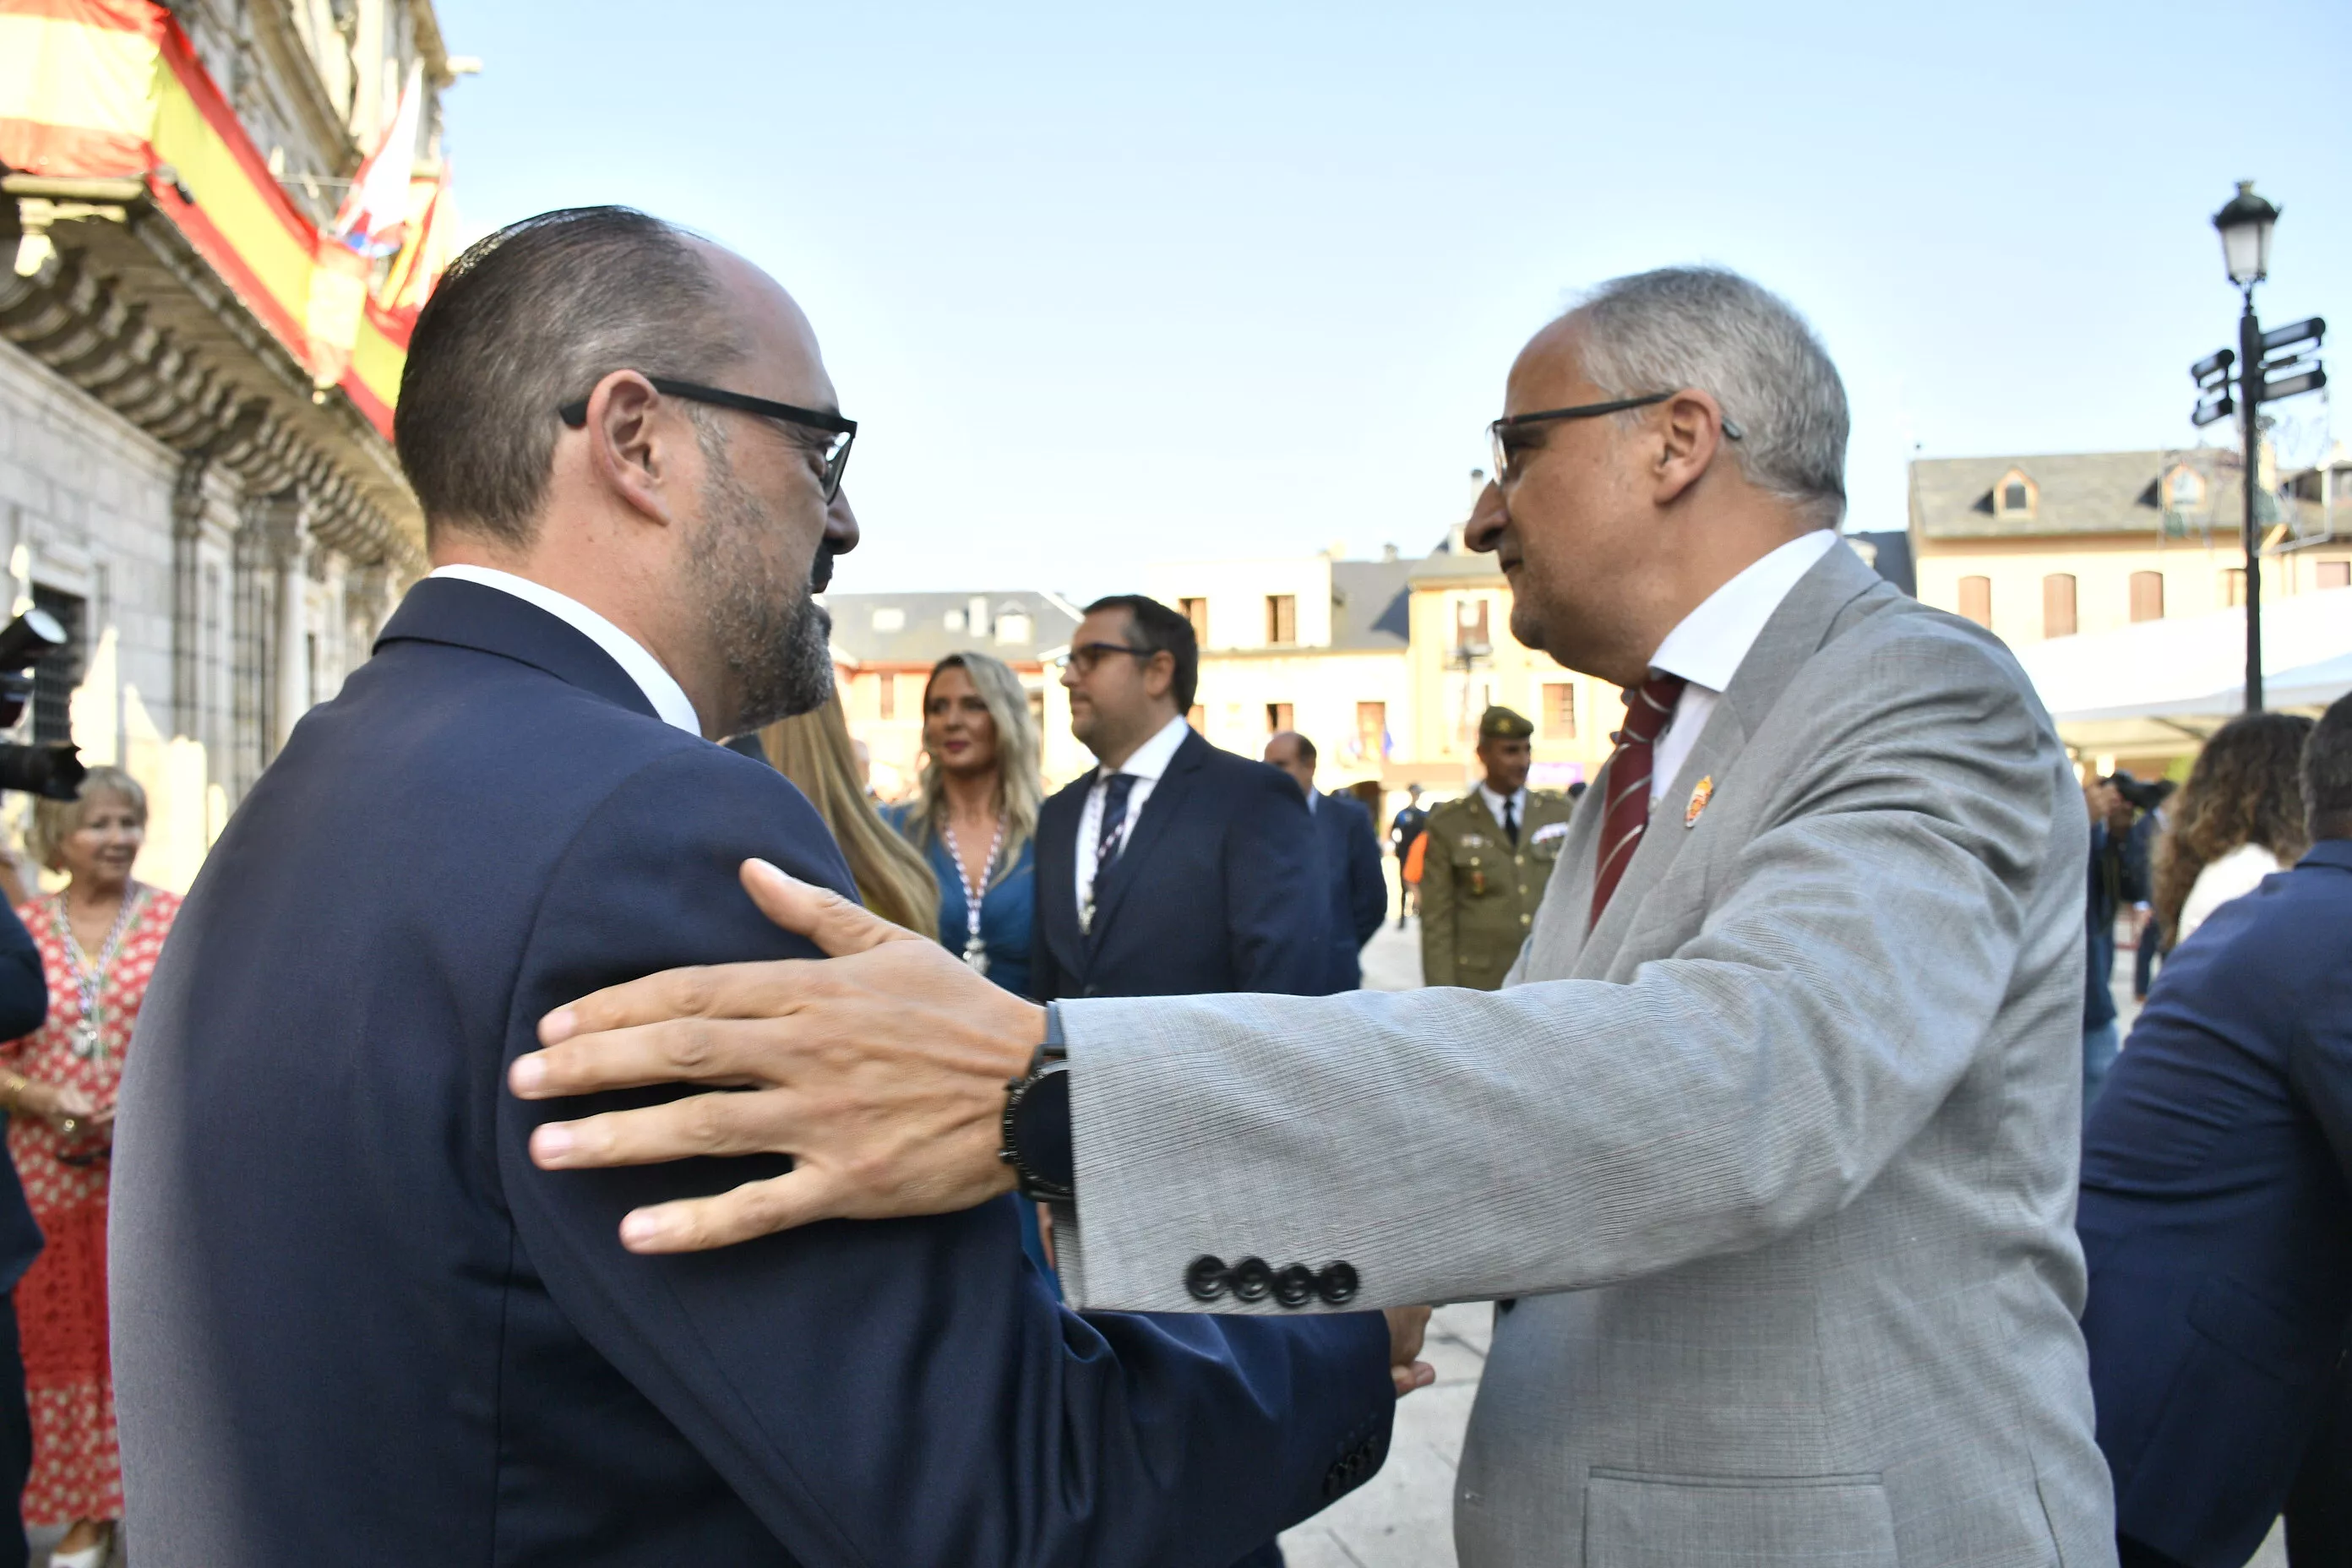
[0,768,177,1568]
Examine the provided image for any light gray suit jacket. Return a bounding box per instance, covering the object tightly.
[1053,543,2115,1565]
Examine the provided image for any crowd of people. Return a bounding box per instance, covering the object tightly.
[0,201,2322,1568]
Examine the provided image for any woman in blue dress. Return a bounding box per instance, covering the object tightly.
[880,651,1056,1277]
[883,651,1043,995]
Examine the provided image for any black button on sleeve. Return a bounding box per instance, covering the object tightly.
[1316,1261,1359,1305]
[1230,1256,1272,1302]
[1184,1255,1228,1302]
[1273,1264,1317,1308]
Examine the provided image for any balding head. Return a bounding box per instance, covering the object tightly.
[397,207,755,548]
[397,206,858,738]
[1264,730,1317,796]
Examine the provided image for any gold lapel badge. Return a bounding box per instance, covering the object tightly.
[1685,776,1714,829]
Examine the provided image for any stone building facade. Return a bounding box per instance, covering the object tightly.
[0,0,461,889]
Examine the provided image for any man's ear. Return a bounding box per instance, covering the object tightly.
[1144,650,1176,701]
[582,370,685,528]
[1651,389,1734,508]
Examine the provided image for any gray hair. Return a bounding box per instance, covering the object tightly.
[1570,266,1849,527]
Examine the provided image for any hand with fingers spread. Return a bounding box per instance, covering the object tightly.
[513,857,1043,1252]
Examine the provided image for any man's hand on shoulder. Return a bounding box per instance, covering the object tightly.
[511,859,1040,1252]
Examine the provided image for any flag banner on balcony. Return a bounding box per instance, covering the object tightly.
[0,0,439,438]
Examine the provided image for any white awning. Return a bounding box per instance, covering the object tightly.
[2014,586,2352,730]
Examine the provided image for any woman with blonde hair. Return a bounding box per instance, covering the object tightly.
[2,767,181,1568]
[760,694,940,937]
[2154,710,2314,950]
[883,651,1044,998]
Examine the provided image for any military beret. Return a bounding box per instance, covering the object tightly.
[1478,705,1533,740]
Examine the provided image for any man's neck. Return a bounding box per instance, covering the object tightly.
[431,538,723,736]
[1091,707,1180,772]
[1483,779,1521,800]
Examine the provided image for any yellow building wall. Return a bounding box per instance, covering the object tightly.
[1914,532,2352,647]
[1402,578,1617,789]
[1189,649,1409,787]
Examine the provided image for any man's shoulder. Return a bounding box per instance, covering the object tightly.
[1426,796,1478,826]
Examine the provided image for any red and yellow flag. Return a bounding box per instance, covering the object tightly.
[0,0,433,438]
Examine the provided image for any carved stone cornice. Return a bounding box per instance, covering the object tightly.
[0,192,426,578]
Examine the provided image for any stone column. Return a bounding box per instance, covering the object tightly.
[273,520,309,752]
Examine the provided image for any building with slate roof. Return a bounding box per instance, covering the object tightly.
[1907,448,2350,656]
[1143,551,1414,812]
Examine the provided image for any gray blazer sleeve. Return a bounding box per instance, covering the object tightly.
[1050,629,2075,1312]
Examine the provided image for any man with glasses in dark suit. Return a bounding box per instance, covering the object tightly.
[111,207,1408,1567]
[1035,596,1326,1005]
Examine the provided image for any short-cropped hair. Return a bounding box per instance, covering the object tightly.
[1085,595,1199,710]
[1573,265,1850,528]
[2306,691,2352,841]
[394,206,744,548]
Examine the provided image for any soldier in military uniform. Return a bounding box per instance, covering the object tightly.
[1418,705,1577,990]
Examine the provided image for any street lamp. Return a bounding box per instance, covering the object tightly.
[2213,181,2278,289]
[2191,182,2324,713]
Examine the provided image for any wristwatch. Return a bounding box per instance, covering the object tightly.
[998,1003,1075,1201]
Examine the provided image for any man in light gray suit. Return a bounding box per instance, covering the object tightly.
[511,267,2115,1565]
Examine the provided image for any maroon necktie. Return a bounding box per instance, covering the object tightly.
[1590,673,1687,927]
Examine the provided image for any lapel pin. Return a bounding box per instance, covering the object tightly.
[1685,776,1713,829]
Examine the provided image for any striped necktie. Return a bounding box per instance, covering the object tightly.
[1590,673,1687,927]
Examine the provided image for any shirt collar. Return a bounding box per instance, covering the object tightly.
[1477,782,1527,819]
[1647,529,1839,695]
[1099,713,1190,782]
[427,565,704,736]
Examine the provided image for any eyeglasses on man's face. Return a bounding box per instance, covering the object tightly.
[1486,390,1742,487]
[558,377,858,502]
[1054,642,1153,678]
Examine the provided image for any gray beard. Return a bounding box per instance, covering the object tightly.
[687,444,836,735]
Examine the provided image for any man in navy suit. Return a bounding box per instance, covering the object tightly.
[1031,596,1326,1004]
[110,208,1401,1566]
[2078,689,2352,1568]
[1263,732,1385,991]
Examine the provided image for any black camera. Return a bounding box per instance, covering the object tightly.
[0,610,86,801]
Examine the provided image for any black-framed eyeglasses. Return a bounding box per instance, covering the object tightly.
[1486,391,1742,485]
[558,378,858,502]
[1054,641,1153,677]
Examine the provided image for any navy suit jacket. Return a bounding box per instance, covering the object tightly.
[1032,728,1326,1001]
[1312,793,1385,993]
[111,580,1392,1567]
[0,905,44,1293]
[2078,838,2352,1568]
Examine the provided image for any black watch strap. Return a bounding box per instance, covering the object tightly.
[999,1004,1075,1201]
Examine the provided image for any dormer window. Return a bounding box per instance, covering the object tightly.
[1995,469,2037,520]
[2164,465,2204,510]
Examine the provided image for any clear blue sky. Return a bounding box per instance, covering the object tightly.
[431,0,2349,599]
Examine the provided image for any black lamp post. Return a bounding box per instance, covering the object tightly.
[2214,182,2278,712]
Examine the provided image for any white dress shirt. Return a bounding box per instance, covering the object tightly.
[1476,782,1530,835]
[1074,714,1191,918]
[1643,529,1838,806]
[427,564,704,736]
